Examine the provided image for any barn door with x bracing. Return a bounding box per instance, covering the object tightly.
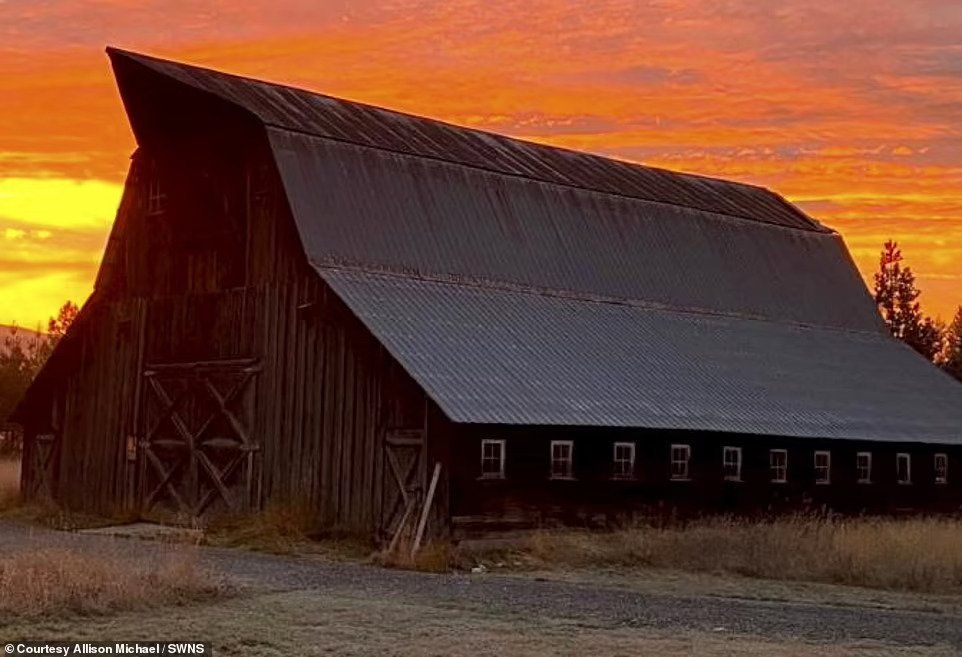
[139,359,260,518]
[381,428,427,543]
[29,432,60,500]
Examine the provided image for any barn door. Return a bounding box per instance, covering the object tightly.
[28,390,65,500]
[28,432,59,500]
[138,359,260,518]
[381,428,427,543]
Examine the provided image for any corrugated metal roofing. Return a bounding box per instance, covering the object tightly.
[269,128,881,332]
[321,269,962,443]
[107,47,823,232]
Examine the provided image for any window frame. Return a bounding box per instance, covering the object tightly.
[612,441,636,480]
[814,450,831,485]
[670,444,691,481]
[146,172,167,216]
[550,440,575,480]
[935,453,948,485]
[479,439,506,480]
[769,449,788,483]
[896,452,912,485]
[856,451,872,484]
[722,446,742,482]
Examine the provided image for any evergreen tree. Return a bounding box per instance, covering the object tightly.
[873,241,944,361]
[1,301,78,449]
[942,307,962,382]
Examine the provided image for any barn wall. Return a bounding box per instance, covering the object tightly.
[17,120,447,537]
[19,298,146,515]
[450,426,962,532]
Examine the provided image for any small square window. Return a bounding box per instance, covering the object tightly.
[670,444,690,480]
[769,449,787,483]
[480,439,505,479]
[147,175,166,215]
[935,453,948,485]
[896,453,912,485]
[612,442,635,480]
[550,440,574,480]
[723,446,742,481]
[857,451,872,484]
[814,450,831,484]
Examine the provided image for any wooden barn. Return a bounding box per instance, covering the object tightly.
[11,48,962,542]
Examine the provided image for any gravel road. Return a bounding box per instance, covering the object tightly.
[1,520,959,651]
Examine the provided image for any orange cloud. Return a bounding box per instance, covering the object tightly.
[1,0,960,324]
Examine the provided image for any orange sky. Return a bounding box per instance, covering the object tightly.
[2,1,960,327]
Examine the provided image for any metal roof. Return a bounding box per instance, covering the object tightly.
[107,47,823,232]
[269,128,881,332]
[322,269,962,443]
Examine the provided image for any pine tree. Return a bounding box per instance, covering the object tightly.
[1,300,79,442]
[942,307,962,382]
[873,241,944,361]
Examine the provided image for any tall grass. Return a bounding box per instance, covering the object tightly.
[518,516,962,592]
[0,547,227,616]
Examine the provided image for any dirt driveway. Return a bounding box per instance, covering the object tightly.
[0,520,959,656]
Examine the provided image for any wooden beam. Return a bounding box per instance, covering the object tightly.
[411,462,441,557]
[387,498,416,555]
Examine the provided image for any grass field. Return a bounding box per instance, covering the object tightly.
[469,516,962,593]
[0,578,955,657]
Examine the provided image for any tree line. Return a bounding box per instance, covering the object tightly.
[0,301,78,453]
[874,240,962,381]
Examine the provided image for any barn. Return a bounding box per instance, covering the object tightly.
[11,48,962,542]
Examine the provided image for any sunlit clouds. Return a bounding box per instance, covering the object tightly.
[1,0,960,325]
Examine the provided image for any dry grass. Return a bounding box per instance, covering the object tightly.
[203,503,371,559]
[506,516,962,593]
[374,540,460,573]
[0,459,20,511]
[0,547,228,616]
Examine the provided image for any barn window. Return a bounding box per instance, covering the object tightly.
[723,446,742,481]
[856,452,872,484]
[896,453,912,485]
[480,439,505,479]
[612,442,635,479]
[670,444,690,480]
[550,440,574,480]
[935,453,948,484]
[814,451,831,484]
[147,174,166,215]
[769,449,787,483]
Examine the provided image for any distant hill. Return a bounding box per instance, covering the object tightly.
[0,325,44,353]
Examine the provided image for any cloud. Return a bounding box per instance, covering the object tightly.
[0,0,960,323]
[0,177,122,230]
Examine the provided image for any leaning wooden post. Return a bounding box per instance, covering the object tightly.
[387,498,416,555]
[411,462,442,557]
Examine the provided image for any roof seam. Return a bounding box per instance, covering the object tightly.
[312,260,887,339]
[268,124,829,235]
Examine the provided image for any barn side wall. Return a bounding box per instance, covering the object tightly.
[450,426,962,534]
[16,116,447,537]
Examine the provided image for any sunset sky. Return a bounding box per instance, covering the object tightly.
[2,0,960,327]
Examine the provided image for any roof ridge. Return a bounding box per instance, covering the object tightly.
[107,46,826,232]
[312,260,886,338]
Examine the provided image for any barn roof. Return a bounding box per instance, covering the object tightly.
[105,48,962,443]
[323,269,962,442]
